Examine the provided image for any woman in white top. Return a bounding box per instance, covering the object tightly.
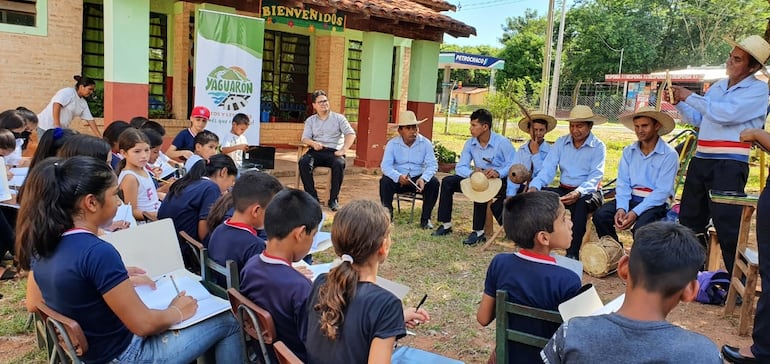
[37,75,101,138]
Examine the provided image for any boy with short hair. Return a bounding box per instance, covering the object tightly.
[167,105,209,161]
[239,189,323,362]
[221,113,251,168]
[541,221,722,363]
[183,130,219,172]
[208,171,283,271]
[477,191,582,364]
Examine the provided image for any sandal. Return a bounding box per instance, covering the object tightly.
[0,266,17,280]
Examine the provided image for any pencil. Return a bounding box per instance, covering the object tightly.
[170,275,180,295]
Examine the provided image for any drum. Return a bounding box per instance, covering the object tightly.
[580,236,625,278]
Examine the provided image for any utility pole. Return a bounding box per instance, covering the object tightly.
[540,0,555,113]
[547,0,568,116]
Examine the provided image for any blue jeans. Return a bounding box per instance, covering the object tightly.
[112,312,243,363]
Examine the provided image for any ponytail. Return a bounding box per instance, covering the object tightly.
[167,154,237,200]
[313,200,391,340]
[206,192,234,233]
[16,156,115,270]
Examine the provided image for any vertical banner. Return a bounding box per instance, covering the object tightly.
[195,10,264,145]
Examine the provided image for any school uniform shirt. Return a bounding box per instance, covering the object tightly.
[301,112,355,150]
[455,131,516,179]
[37,87,94,130]
[305,274,406,364]
[484,250,581,364]
[506,140,552,196]
[223,132,248,167]
[380,134,438,183]
[32,229,132,363]
[110,152,123,171]
[676,76,767,163]
[157,178,222,243]
[118,169,161,213]
[615,138,678,215]
[530,133,606,195]
[184,154,203,172]
[171,128,197,152]
[240,253,312,362]
[208,219,266,271]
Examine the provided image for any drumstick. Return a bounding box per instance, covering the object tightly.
[665,70,677,106]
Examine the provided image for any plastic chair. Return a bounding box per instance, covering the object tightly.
[273,341,303,364]
[495,290,562,362]
[179,230,239,299]
[227,288,277,364]
[35,302,88,364]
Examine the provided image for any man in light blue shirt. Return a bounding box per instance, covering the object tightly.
[667,35,769,276]
[593,107,679,242]
[506,113,557,197]
[529,105,606,259]
[432,109,515,245]
[379,111,439,229]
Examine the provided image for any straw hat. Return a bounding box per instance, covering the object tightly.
[508,164,531,184]
[566,105,607,125]
[619,106,675,136]
[724,35,770,70]
[460,171,502,203]
[396,110,427,127]
[518,113,557,133]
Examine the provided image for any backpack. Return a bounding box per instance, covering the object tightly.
[696,270,731,305]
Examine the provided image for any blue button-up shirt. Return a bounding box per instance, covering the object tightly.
[455,132,515,179]
[615,137,679,215]
[676,76,767,163]
[530,133,605,195]
[380,134,438,183]
[506,140,552,197]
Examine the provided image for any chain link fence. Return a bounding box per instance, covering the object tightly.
[554,82,681,121]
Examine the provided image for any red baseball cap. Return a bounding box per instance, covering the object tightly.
[191,106,211,120]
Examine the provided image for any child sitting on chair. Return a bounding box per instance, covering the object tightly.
[183,130,219,172]
[239,188,323,362]
[541,221,722,363]
[477,191,581,364]
[208,171,283,271]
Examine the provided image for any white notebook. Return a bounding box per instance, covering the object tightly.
[135,275,230,330]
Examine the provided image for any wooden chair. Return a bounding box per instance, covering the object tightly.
[395,192,423,223]
[36,302,88,364]
[273,341,303,364]
[141,211,158,223]
[495,290,562,362]
[724,247,761,336]
[227,288,278,364]
[179,230,240,299]
[179,230,204,273]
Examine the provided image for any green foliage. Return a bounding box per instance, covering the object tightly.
[485,77,541,130]
[433,141,458,163]
[495,10,547,85]
[86,88,104,118]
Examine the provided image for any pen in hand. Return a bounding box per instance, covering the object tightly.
[415,294,428,311]
[170,275,180,296]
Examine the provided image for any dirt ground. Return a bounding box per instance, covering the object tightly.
[0,171,757,363]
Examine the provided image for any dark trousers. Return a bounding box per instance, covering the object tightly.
[437,174,506,231]
[0,206,16,259]
[298,148,345,203]
[678,158,748,274]
[379,175,439,223]
[593,199,668,242]
[543,187,603,257]
[752,176,770,360]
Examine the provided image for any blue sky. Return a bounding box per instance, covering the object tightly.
[442,0,551,48]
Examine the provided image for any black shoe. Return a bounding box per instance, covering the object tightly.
[328,200,340,211]
[432,225,452,236]
[722,345,757,363]
[420,220,434,230]
[463,232,486,245]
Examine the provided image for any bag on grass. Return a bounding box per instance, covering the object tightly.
[696,270,730,305]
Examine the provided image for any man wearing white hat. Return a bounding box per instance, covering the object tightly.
[667,35,770,277]
[506,113,557,197]
[528,105,607,259]
[592,107,679,242]
[379,110,440,229]
[433,108,515,245]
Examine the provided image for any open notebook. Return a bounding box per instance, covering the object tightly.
[135,275,229,330]
[558,284,625,321]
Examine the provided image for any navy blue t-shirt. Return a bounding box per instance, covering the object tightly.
[157,178,222,242]
[172,128,196,152]
[208,219,266,272]
[240,253,312,362]
[32,230,132,363]
[483,250,581,364]
[305,274,406,364]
